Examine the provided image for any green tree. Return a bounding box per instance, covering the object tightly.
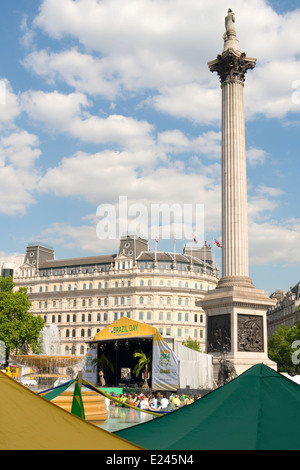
[133,349,151,387]
[268,323,300,374]
[0,276,44,364]
[182,336,201,352]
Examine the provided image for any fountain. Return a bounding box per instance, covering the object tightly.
[11,324,83,388]
[10,325,108,425]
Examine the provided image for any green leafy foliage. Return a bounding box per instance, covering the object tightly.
[182,336,201,352]
[268,322,300,374]
[0,276,44,361]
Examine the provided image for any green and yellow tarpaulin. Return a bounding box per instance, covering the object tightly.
[0,371,144,450]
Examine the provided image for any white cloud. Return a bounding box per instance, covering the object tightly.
[20,90,90,130]
[246,147,269,166]
[21,89,156,151]
[0,130,41,215]
[26,0,300,123]
[249,218,300,266]
[37,221,115,254]
[0,80,20,126]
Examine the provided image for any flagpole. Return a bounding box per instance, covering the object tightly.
[78,370,82,393]
[174,234,176,262]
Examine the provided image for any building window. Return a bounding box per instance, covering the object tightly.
[194,314,198,322]
[167,297,171,305]
[127,296,131,305]
[139,311,144,321]
[178,312,182,321]
[178,297,182,306]
[97,313,101,321]
[159,312,163,321]
[103,313,108,321]
[81,329,85,337]
[139,296,144,304]
[98,282,102,288]
[185,313,189,322]
[114,312,118,321]
[167,312,171,321]
[166,327,171,336]
[147,311,151,320]
[159,296,163,305]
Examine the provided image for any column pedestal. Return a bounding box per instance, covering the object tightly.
[200,284,276,382]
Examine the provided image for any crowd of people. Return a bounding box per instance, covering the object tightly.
[108,391,202,411]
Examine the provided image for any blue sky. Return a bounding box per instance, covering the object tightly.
[0,0,299,295]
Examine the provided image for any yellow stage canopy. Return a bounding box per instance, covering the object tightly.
[93,316,163,342]
[0,371,144,450]
[93,317,180,391]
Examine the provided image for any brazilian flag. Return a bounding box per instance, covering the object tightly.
[71,381,85,420]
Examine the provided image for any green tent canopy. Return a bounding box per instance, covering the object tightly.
[115,364,300,450]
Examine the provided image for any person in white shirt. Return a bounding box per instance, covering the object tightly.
[160,397,169,408]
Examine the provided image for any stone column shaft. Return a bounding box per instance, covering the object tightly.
[222,79,249,279]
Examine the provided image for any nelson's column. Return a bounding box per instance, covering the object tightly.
[200,9,276,378]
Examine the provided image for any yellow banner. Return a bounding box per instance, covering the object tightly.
[93,317,163,342]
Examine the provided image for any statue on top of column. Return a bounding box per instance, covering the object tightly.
[223,8,237,40]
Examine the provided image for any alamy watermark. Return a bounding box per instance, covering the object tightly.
[292,80,300,105]
[96,196,204,242]
[292,340,300,365]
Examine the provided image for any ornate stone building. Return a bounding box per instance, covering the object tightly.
[13,235,219,356]
[267,283,300,337]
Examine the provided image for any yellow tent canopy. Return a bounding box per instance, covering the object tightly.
[0,371,144,450]
[93,317,180,391]
[93,316,163,342]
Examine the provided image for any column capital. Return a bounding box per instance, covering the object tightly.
[208,50,256,84]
